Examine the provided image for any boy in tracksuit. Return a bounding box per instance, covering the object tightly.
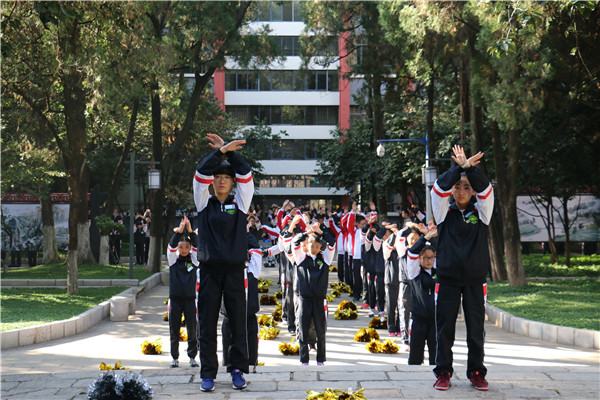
[291,217,336,365]
[167,216,199,369]
[345,203,367,302]
[382,226,408,336]
[193,134,253,392]
[406,228,438,365]
[431,145,493,392]
[362,217,378,315]
[222,232,263,373]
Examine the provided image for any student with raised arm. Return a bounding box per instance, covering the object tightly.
[193,133,253,392]
[291,218,336,366]
[431,145,494,392]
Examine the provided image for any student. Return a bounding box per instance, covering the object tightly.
[291,218,336,365]
[166,216,199,369]
[398,227,422,349]
[193,133,253,392]
[406,224,438,365]
[382,225,407,337]
[431,145,494,391]
[222,232,263,373]
[327,212,346,284]
[345,202,367,302]
[362,215,378,315]
[133,221,146,265]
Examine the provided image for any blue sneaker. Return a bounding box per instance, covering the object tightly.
[231,369,247,390]
[200,378,214,392]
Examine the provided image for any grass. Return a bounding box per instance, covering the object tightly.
[1,259,154,281]
[522,254,600,277]
[488,279,600,331]
[0,287,127,331]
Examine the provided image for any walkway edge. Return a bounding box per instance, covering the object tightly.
[486,304,599,349]
[0,272,163,350]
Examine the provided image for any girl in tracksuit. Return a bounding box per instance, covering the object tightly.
[166,216,199,368]
[431,145,493,392]
[291,218,336,365]
[406,232,437,366]
[193,134,253,392]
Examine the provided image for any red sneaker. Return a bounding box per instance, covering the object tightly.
[434,372,451,391]
[470,371,489,391]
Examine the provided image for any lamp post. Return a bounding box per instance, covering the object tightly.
[376,132,438,222]
[125,153,160,279]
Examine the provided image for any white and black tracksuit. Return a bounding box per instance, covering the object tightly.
[292,232,336,364]
[193,149,254,379]
[431,164,494,379]
[166,232,199,362]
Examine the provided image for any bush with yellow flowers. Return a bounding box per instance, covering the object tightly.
[260,294,278,305]
[354,328,380,342]
[272,304,283,321]
[278,338,300,355]
[99,361,128,371]
[365,338,399,354]
[306,387,367,399]
[141,338,163,355]
[258,326,280,340]
[368,317,388,330]
[258,314,278,327]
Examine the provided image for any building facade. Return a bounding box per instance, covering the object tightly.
[212,1,353,212]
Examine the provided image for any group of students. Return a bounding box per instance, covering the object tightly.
[166,137,495,394]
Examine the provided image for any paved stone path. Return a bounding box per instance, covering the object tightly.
[1,265,598,399]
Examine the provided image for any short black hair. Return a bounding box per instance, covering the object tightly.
[213,161,235,178]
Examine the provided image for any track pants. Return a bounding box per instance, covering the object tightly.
[169,296,198,361]
[298,297,327,364]
[408,317,436,365]
[434,282,487,379]
[197,267,248,379]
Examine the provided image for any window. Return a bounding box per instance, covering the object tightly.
[226,106,338,126]
[225,69,338,92]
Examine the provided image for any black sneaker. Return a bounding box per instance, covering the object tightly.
[189,359,199,367]
[170,359,179,368]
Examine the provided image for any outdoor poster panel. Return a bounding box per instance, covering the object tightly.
[1,203,70,252]
[517,194,600,242]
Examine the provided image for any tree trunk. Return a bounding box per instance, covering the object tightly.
[563,198,571,267]
[40,195,60,264]
[490,123,526,286]
[99,235,110,265]
[488,206,507,281]
[147,77,164,274]
[61,20,89,294]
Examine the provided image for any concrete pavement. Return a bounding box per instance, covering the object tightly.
[1,265,598,399]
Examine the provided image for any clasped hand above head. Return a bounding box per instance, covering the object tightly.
[451,145,483,169]
[206,133,246,153]
[174,216,193,233]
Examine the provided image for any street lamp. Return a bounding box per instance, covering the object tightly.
[148,169,161,190]
[376,132,437,223]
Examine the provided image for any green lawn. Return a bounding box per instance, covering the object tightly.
[1,260,154,281]
[488,279,600,331]
[522,254,600,277]
[0,287,127,331]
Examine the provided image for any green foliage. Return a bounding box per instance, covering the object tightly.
[0,287,127,331]
[488,279,600,330]
[94,215,126,236]
[522,254,600,278]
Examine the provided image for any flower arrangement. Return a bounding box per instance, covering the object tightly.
[258,326,280,340]
[365,338,399,354]
[99,361,128,371]
[368,317,388,330]
[354,328,380,342]
[258,314,278,327]
[259,294,278,305]
[87,371,153,400]
[278,337,300,355]
[306,387,366,399]
[272,304,283,321]
[141,338,163,355]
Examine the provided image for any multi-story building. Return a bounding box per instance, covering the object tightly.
[212,1,353,212]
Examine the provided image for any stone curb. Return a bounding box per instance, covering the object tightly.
[486,304,599,349]
[0,272,164,350]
